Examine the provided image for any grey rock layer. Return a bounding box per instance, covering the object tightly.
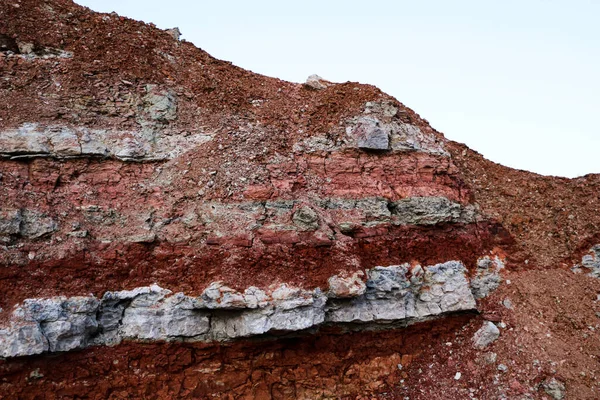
[0,209,57,242]
[327,261,476,323]
[293,101,448,156]
[542,377,566,400]
[0,123,211,161]
[0,261,478,358]
[390,197,479,226]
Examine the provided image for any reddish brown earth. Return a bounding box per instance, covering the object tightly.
[1,1,600,399]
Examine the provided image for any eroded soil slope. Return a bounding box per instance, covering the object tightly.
[1,1,600,399]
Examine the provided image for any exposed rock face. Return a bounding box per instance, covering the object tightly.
[2,1,600,399]
[0,122,210,161]
[327,261,476,323]
[353,117,390,150]
[0,261,478,358]
[304,74,329,90]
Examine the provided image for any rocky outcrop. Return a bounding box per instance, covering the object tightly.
[6,1,600,398]
[0,261,478,358]
[0,123,211,161]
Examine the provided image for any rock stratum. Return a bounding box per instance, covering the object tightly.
[1,1,600,399]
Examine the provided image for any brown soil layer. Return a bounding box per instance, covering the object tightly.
[448,141,600,268]
[0,315,476,399]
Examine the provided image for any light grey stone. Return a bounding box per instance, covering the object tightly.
[4,296,101,357]
[200,282,248,309]
[292,206,319,231]
[0,123,210,161]
[143,84,177,122]
[47,127,81,156]
[352,117,390,151]
[327,272,366,299]
[391,197,477,226]
[120,306,209,340]
[472,321,500,349]
[542,377,566,400]
[0,209,22,238]
[344,103,448,155]
[355,198,391,220]
[243,287,269,309]
[210,290,326,340]
[19,210,57,239]
[0,322,47,358]
[165,27,182,41]
[471,256,505,299]
[304,74,328,90]
[572,245,600,278]
[327,261,476,323]
[0,260,481,358]
[0,123,50,154]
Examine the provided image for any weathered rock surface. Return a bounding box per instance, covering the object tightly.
[572,245,600,278]
[471,256,505,299]
[0,261,477,358]
[353,117,390,150]
[327,272,367,298]
[542,377,566,400]
[0,209,57,241]
[0,123,210,160]
[327,261,476,323]
[391,196,479,226]
[3,1,600,398]
[304,74,329,90]
[472,321,500,349]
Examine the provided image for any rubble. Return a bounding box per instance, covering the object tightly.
[472,321,500,349]
[542,377,566,400]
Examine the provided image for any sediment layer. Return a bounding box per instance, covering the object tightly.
[1,260,488,358]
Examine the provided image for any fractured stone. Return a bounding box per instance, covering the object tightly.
[472,321,500,349]
[352,117,390,151]
[0,260,479,358]
[0,123,211,161]
[471,256,505,299]
[391,197,478,226]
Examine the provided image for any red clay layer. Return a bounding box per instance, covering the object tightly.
[0,315,475,399]
[0,221,509,312]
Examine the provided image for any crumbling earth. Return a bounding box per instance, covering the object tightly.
[1,1,600,399]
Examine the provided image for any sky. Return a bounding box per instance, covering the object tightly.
[74,0,600,178]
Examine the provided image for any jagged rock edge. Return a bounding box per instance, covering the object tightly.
[0,260,497,358]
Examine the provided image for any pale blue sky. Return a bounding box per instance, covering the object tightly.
[75,0,600,178]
